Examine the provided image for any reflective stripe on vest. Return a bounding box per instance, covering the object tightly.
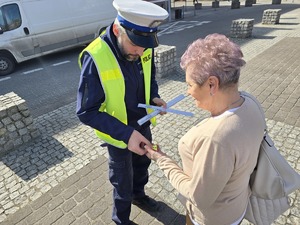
[79,37,156,148]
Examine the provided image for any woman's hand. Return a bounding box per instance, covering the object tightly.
[145,144,166,161]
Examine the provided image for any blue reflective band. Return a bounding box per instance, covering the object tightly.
[117,15,157,33]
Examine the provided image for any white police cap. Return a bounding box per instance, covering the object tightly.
[113,0,169,48]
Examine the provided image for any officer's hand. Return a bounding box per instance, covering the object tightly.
[152,97,167,115]
[127,130,151,155]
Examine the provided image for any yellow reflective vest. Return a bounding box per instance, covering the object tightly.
[79,37,156,149]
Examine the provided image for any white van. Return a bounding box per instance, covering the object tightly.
[0,0,116,76]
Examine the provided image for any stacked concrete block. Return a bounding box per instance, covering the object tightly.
[245,0,253,7]
[195,3,202,9]
[230,19,254,38]
[272,0,281,4]
[0,92,40,156]
[212,1,220,8]
[154,45,177,78]
[231,0,240,9]
[262,9,281,24]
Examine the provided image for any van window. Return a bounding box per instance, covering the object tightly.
[0,9,4,30]
[0,4,21,32]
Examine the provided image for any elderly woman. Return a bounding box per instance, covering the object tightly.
[145,33,266,225]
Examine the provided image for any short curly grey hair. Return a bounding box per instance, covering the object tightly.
[180,33,246,89]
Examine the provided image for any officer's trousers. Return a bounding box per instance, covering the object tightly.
[108,126,152,225]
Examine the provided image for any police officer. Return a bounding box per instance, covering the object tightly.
[76,0,169,224]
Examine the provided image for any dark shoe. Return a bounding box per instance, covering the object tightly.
[132,195,159,212]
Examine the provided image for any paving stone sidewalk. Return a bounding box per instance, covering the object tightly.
[1,1,299,225]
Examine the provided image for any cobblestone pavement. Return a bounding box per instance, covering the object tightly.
[1,1,300,225]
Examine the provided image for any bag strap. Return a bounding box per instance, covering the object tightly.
[240,91,267,131]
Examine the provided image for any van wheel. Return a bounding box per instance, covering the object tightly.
[0,53,16,76]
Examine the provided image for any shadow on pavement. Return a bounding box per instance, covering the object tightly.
[1,136,74,181]
[136,200,186,225]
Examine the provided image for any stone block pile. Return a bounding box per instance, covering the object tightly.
[195,3,202,9]
[272,0,281,4]
[0,92,40,156]
[231,0,240,9]
[245,0,253,7]
[212,1,219,8]
[230,19,254,38]
[154,45,177,78]
[262,9,281,24]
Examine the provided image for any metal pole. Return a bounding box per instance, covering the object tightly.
[168,0,172,21]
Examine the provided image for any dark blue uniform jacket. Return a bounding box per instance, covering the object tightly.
[76,24,160,145]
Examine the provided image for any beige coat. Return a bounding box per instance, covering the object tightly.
[156,93,265,225]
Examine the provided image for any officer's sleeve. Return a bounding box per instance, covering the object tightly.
[150,48,160,105]
[76,53,134,144]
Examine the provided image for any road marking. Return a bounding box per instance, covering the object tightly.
[23,68,44,74]
[158,21,211,36]
[0,76,11,82]
[22,60,71,75]
[159,21,180,34]
[52,60,70,66]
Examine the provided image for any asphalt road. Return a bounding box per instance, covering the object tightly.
[0,2,298,118]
